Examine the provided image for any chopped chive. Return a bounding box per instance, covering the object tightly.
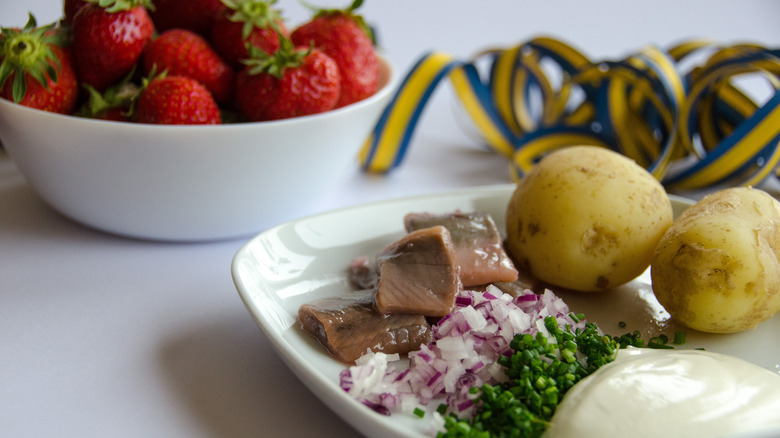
[413,407,425,418]
[441,316,625,438]
[647,342,674,349]
[439,315,694,437]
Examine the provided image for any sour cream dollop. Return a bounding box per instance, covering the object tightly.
[545,348,780,438]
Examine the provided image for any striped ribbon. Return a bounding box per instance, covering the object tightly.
[359,37,780,192]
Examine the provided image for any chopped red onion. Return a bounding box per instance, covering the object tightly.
[516,293,538,302]
[455,296,473,306]
[339,285,587,423]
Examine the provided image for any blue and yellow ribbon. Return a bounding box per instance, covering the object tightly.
[360,37,780,193]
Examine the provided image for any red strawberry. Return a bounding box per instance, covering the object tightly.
[0,15,78,114]
[235,38,340,121]
[136,75,221,124]
[149,0,225,36]
[291,0,378,108]
[71,0,154,92]
[64,0,90,24]
[143,29,234,104]
[210,0,287,68]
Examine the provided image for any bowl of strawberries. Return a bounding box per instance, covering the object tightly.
[0,0,396,241]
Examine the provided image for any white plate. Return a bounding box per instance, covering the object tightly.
[231,184,780,438]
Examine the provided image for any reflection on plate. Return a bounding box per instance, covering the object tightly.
[231,184,780,438]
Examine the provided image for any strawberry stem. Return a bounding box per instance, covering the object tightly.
[0,13,64,102]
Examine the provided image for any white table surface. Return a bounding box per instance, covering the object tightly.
[2,1,780,437]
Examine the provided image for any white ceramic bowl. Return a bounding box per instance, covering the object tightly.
[0,56,395,241]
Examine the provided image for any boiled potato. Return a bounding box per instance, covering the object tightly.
[505,146,673,292]
[651,187,780,333]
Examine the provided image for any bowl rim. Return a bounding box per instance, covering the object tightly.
[0,53,397,130]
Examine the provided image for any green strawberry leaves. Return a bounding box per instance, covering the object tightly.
[242,32,310,79]
[84,0,155,13]
[300,0,363,16]
[299,0,375,46]
[222,0,285,39]
[79,66,140,118]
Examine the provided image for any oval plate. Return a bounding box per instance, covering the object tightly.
[231,184,780,438]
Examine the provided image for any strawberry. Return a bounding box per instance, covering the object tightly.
[70,0,154,92]
[149,0,225,36]
[143,29,234,104]
[210,0,288,68]
[0,14,78,114]
[64,0,90,24]
[291,0,378,108]
[136,75,221,124]
[234,37,340,121]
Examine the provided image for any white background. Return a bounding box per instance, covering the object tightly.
[2,1,780,437]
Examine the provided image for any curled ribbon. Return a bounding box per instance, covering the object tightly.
[359,36,780,193]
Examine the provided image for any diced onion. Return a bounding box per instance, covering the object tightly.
[339,286,587,424]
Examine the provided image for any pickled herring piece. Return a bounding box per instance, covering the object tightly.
[404,211,518,286]
[374,225,460,316]
[298,292,432,363]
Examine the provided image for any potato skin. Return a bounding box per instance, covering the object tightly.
[651,187,780,333]
[505,146,673,292]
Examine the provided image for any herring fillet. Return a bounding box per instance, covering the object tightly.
[298,291,433,363]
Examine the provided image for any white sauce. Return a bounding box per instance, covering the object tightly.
[545,348,780,438]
